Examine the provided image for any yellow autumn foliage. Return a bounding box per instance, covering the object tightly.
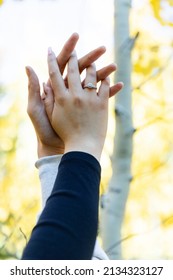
[120,1,173,259]
[150,0,173,26]
[1,0,173,260]
[150,0,161,21]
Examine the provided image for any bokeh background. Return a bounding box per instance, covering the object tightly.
[1,0,173,259]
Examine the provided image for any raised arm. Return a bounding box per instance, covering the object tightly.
[22,50,110,260]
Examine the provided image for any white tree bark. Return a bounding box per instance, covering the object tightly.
[101,0,133,260]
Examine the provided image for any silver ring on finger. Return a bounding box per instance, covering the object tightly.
[83,82,97,90]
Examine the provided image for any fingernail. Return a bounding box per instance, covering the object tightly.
[100,46,106,52]
[48,47,52,55]
[106,77,110,83]
[71,50,76,57]
[112,63,117,69]
[25,66,30,76]
[119,82,124,87]
[43,82,48,93]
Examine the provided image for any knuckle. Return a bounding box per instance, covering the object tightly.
[87,64,96,78]
[27,105,32,117]
[28,83,32,92]
[87,54,92,63]
[89,63,96,71]
[68,66,75,75]
[27,102,39,118]
[57,96,65,106]
[99,102,107,110]
[73,96,83,107]
[89,71,96,79]
[49,69,57,78]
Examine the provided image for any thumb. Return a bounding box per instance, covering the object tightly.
[42,83,54,121]
[25,66,41,116]
[25,66,40,99]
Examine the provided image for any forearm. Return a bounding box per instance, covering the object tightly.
[36,154,109,260]
[22,152,100,260]
[35,154,62,209]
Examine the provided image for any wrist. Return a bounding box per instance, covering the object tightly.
[37,142,64,158]
[64,139,104,161]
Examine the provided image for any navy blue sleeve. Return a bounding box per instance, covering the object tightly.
[22,152,101,260]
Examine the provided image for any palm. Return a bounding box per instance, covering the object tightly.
[27,66,64,155]
[35,102,63,149]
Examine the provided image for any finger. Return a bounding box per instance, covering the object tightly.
[64,46,106,85]
[67,51,82,94]
[109,82,124,98]
[96,63,117,82]
[42,83,54,121]
[25,66,41,116]
[83,63,97,92]
[98,77,110,100]
[25,66,41,101]
[48,47,66,98]
[78,46,106,73]
[57,32,79,74]
[81,63,117,88]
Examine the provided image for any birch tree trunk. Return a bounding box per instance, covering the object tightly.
[101,0,133,260]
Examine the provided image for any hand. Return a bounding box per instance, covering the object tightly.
[26,33,123,158]
[26,66,64,157]
[26,34,81,157]
[26,34,105,157]
[46,49,111,161]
